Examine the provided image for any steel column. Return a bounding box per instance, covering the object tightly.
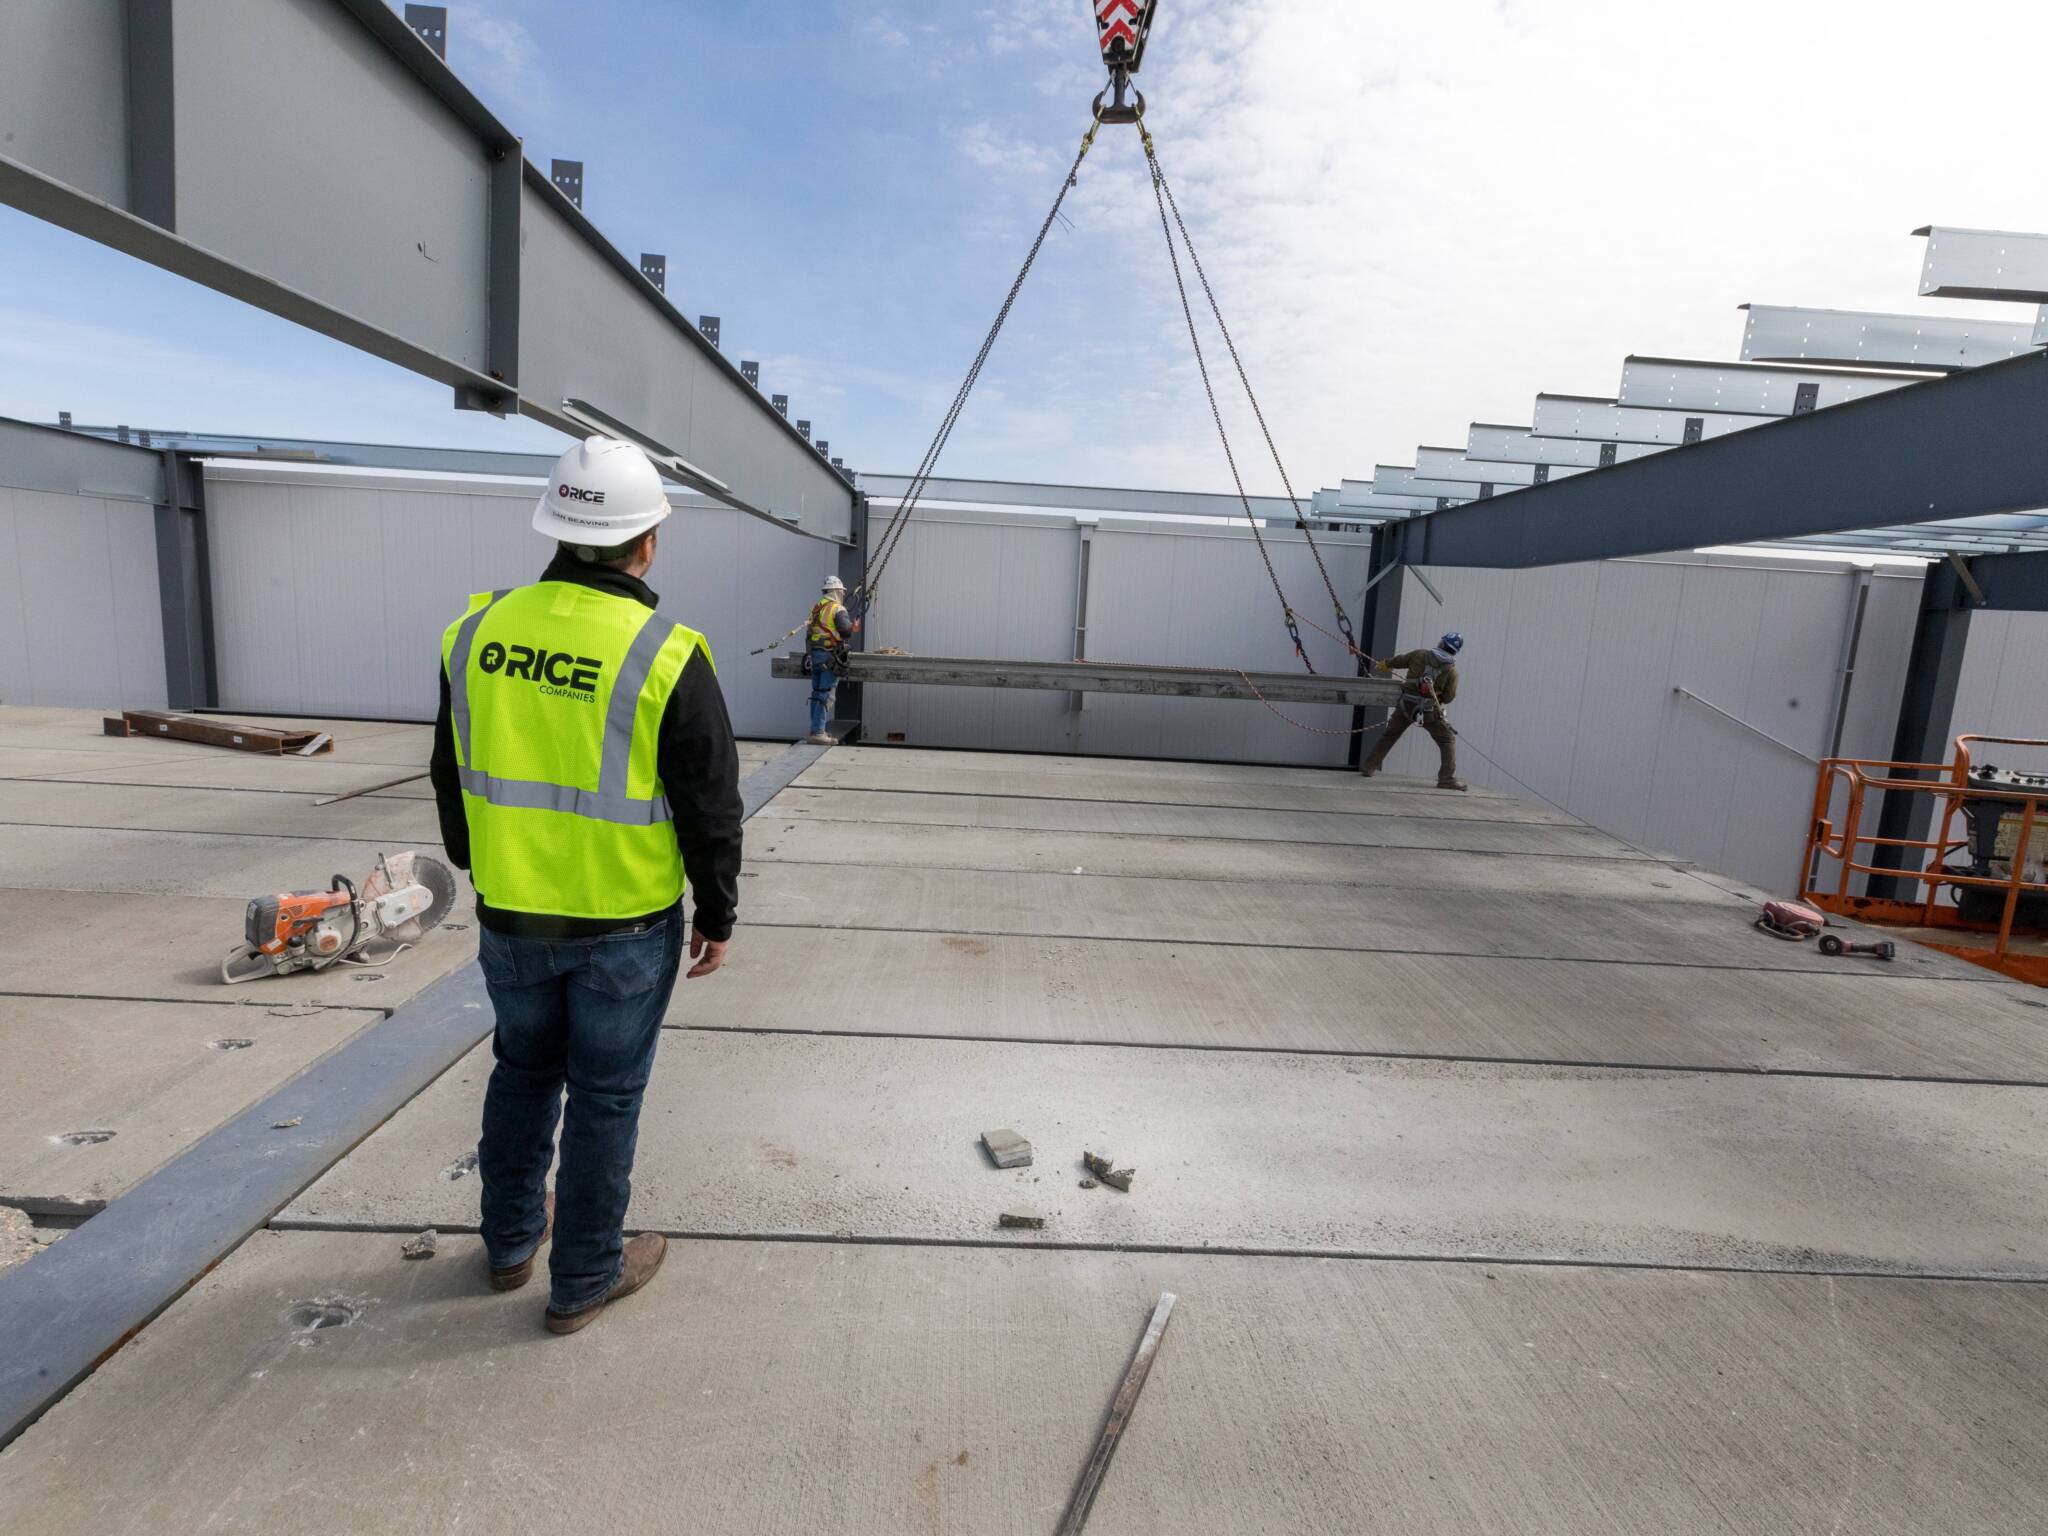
[1351,522,1406,769]
[1870,561,1973,897]
[830,494,869,736]
[151,451,216,710]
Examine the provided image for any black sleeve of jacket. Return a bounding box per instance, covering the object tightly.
[660,644,744,941]
[429,665,472,871]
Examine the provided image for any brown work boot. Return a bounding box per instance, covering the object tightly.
[544,1233,668,1335]
[1437,778,1469,792]
[487,1192,555,1292]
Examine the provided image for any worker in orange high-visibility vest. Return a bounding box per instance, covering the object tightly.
[804,574,857,744]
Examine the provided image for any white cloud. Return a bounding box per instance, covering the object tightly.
[866,13,909,48]
[448,5,547,108]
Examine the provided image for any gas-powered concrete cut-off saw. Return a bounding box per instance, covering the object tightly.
[222,851,458,984]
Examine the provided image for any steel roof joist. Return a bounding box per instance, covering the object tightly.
[1396,351,2048,569]
[1916,225,2048,305]
[1617,356,1930,416]
[1413,447,1545,488]
[1530,395,1765,448]
[1465,424,1630,472]
[1739,304,2042,373]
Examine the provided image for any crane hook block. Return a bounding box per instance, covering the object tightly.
[1096,0,1159,76]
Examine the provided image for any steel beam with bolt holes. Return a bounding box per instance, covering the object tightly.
[0,0,855,541]
[771,653,1405,707]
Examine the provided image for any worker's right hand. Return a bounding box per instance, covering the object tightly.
[686,925,727,979]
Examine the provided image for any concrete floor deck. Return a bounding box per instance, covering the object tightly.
[3,713,2046,1532]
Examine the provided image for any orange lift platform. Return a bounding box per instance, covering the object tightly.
[1802,735,2048,986]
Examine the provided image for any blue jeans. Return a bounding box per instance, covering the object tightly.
[808,648,837,734]
[476,909,683,1314]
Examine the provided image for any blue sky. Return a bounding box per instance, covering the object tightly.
[4,0,2046,496]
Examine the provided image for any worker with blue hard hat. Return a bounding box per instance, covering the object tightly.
[1361,631,1467,790]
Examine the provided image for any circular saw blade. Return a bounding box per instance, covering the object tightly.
[411,855,460,933]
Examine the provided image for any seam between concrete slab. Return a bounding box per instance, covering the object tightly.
[675,1022,2048,1089]
[0,988,405,1012]
[0,820,447,847]
[749,812,1659,863]
[258,1220,2048,1286]
[735,919,1992,978]
[0,774,415,798]
[790,782,1582,828]
[741,854,1732,895]
[0,741,821,1453]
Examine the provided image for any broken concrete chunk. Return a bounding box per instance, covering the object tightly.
[271,1116,303,1130]
[1078,1178,1098,1190]
[1083,1150,1134,1192]
[401,1229,438,1261]
[997,1211,1045,1230]
[981,1128,1033,1169]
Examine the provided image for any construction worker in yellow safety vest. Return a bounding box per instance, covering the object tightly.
[804,574,857,745]
[430,435,743,1335]
[1360,631,1468,791]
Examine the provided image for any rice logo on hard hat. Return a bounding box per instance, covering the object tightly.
[556,483,606,503]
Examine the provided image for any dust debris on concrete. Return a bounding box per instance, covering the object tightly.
[400,1229,437,1260]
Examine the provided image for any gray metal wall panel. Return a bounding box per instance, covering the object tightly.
[1952,610,2048,776]
[0,486,166,710]
[202,465,820,737]
[0,0,128,206]
[1384,555,1927,894]
[173,0,493,374]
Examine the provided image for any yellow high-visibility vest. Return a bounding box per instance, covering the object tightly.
[440,581,711,918]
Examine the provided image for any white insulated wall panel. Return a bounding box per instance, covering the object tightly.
[1952,611,2048,777]
[0,485,166,710]
[203,465,825,738]
[1386,556,1925,895]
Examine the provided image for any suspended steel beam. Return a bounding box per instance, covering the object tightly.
[0,0,856,541]
[853,472,1300,522]
[1740,304,2041,373]
[1617,356,1931,416]
[1372,466,1488,502]
[1531,394,1764,448]
[1915,225,2048,304]
[1396,350,2048,568]
[769,653,1404,708]
[1415,447,1545,487]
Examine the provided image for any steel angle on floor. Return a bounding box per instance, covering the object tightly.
[1740,303,2042,372]
[769,654,1405,708]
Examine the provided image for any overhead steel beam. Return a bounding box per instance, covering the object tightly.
[1531,394,1765,448]
[853,472,1302,523]
[1396,350,2048,568]
[1464,425,1617,474]
[1414,446,1565,488]
[1915,225,2048,304]
[0,0,856,542]
[1740,304,2040,373]
[769,653,1404,708]
[1327,480,1436,515]
[1970,549,2048,612]
[0,415,163,502]
[1372,466,1487,502]
[1617,356,1930,416]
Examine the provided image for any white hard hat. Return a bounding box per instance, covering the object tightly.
[532,436,670,545]
[822,574,846,593]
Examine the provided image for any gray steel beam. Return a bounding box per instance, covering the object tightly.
[0,0,854,541]
[1415,447,1546,488]
[768,653,1403,708]
[1617,356,1929,416]
[1531,395,1766,449]
[1372,467,1484,502]
[1916,225,2048,304]
[1464,425,1614,473]
[1324,480,1436,516]
[853,472,1302,523]
[1740,304,2041,373]
[152,451,216,710]
[0,415,163,502]
[1401,351,2047,568]
[1970,549,2048,612]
